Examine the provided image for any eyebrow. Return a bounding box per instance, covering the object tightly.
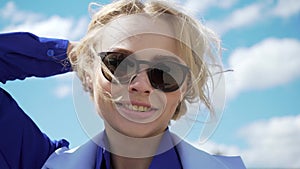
[109,48,133,54]
[108,48,183,63]
[153,55,182,63]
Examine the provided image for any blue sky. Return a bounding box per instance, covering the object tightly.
[0,0,300,168]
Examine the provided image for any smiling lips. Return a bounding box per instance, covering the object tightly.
[115,102,156,112]
[124,104,151,112]
[115,101,159,121]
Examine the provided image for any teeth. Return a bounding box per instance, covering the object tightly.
[138,106,144,112]
[125,104,150,112]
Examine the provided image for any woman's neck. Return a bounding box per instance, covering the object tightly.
[111,154,153,169]
[104,124,165,168]
[104,123,164,158]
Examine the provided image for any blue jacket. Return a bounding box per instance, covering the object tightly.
[0,32,71,169]
[42,132,246,169]
[0,32,246,169]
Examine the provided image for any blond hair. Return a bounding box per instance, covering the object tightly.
[70,0,222,120]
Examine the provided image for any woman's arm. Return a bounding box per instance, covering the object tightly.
[0,32,72,168]
[0,88,69,169]
[0,32,72,84]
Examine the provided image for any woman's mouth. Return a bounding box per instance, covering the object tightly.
[114,102,160,122]
[123,104,151,112]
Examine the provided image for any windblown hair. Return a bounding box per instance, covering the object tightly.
[69,0,222,120]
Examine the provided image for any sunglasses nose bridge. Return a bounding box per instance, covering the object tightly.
[128,69,153,94]
[132,59,152,77]
[136,59,152,69]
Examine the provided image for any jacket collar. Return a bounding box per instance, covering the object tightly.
[42,131,245,169]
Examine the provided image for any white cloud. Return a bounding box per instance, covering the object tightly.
[272,0,300,18]
[206,0,300,35]
[54,84,72,99]
[52,73,74,98]
[239,115,300,168]
[184,0,237,14]
[0,1,88,40]
[194,141,241,156]
[194,115,300,168]
[207,3,264,35]
[226,38,300,99]
[0,1,42,24]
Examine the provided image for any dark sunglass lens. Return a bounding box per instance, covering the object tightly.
[148,62,188,92]
[149,68,179,92]
[101,52,126,81]
[102,53,126,74]
[102,52,137,83]
[114,58,136,82]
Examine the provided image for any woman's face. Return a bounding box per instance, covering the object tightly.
[93,34,188,138]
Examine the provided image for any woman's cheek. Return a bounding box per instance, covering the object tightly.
[166,92,182,114]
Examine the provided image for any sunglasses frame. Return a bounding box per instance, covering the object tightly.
[99,51,190,92]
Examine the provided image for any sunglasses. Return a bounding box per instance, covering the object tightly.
[99,52,190,92]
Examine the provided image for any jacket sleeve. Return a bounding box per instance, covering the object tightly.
[0,88,69,169]
[0,32,72,84]
[0,32,71,168]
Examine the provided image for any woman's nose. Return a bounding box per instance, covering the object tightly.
[128,71,152,95]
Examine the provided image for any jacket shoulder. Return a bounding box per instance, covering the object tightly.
[42,139,98,169]
[176,140,246,169]
[213,154,247,169]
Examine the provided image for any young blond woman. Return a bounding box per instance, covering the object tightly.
[0,0,246,168]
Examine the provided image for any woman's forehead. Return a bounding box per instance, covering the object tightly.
[97,13,177,51]
[111,34,178,53]
[104,13,175,38]
[93,13,196,63]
